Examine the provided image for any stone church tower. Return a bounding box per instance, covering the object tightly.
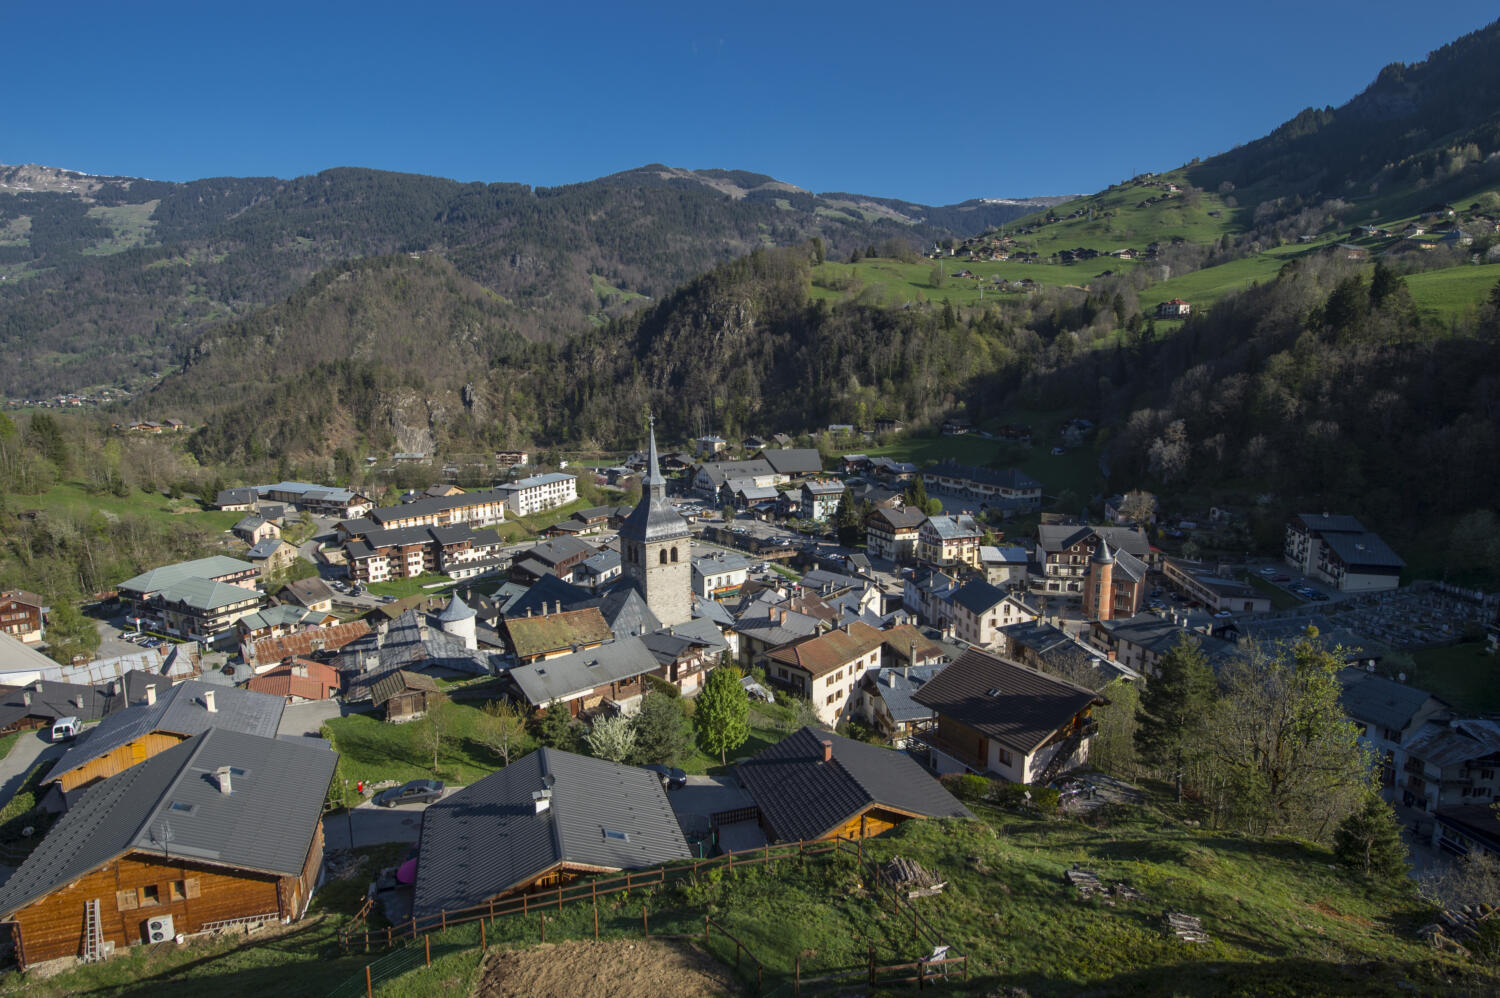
[619,418,692,626]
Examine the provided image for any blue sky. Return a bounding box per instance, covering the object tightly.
[4,2,1496,205]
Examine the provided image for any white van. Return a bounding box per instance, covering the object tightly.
[51,716,80,742]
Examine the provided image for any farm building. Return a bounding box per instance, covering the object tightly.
[0,728,335,969]
[369,669,440,722]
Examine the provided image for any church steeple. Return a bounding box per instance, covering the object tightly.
[644,414,666,500]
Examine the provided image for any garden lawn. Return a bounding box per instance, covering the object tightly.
[1246,574,1303,611]
[1409,641,1500,714]
[366,573,456,599]
[323,700,526,788]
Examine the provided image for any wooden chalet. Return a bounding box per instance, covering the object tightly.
[912,648,1105,786]
[0,729,335,969]
[43,681,285,794]
[736,727,971,842]
[412,748,689,919]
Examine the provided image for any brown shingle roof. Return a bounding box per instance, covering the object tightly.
[370,669,439,707]
[912,648,1103,755]
[766,622,885,679]
[503,607,613,661]
[246,620,371,668]
[878,624,943,663]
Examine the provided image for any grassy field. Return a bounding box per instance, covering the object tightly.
[1141,252,1293,311]
[1404,262,1500,319]
[1409,641,1500,714]
[810,255,1131,306]
[865,418,1105,507]
[21,481,241,532]
[358,796,1485,998]
[322,699,525,788]
[80,201,160,256]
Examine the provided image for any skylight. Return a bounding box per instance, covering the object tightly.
[602,829,629,842]
[168,802,195,814]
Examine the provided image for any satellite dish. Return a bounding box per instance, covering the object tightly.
[1398,673,1406,682]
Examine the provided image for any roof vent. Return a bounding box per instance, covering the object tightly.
[986,687,1002,697]
[532,789,552,814]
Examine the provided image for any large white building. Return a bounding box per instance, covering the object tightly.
[500,474,578,516]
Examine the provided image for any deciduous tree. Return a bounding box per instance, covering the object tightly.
[694,666,749,764]
[586,713,637,763]
[477,699,526,767]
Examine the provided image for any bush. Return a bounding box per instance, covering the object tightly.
[953,774,992,802]
[990,782,1060,814]
[643,673,681,698]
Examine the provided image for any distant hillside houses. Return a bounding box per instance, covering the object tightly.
[1154,298,1191,318]
[923,461,1042,513]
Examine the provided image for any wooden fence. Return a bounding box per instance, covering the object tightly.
[340,836,856,951]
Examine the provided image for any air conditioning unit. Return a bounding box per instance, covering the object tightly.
[146,914,175,943]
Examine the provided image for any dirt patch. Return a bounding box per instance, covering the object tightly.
[473,937,742,998]
[1309,899,1374,927]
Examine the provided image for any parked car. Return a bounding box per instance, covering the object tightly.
[1259,567,1277,576]
[373,779,445,807]
[641,764,687,790]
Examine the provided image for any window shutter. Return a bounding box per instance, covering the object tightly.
[116,889,138,910]
[184,877,201,899]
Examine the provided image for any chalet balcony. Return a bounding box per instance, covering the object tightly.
[913,730,987,774]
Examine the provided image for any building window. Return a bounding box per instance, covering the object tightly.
[139,885,160,906]
[659,550,667,565]
[670,547,679,563]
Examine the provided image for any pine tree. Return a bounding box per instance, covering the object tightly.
[693,666,749,764]
[835,489,862,546]
[1334,791,1408,877]
[534,699,577,752]
[1135,634,1216,801]
[631,692,692,766]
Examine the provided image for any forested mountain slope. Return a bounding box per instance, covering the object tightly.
[0,163,1055,397]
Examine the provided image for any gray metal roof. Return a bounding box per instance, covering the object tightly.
[45,679,286,784]
[0,679,110,728]
[436,594,476,623]
[865,664,945,723]
[737,727,972,842]
[758,449,823,476]
[923,514,981,540]
[640,618,728,665]
[1319,530,1405,570]
[948,579,1010,616]
[158,577,266,611]
[508,638,659,706]
[413,747,690,917]
[1336,668,1444,732]
[119,556,258,595]
[0,728,335,917]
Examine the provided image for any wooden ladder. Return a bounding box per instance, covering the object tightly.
[82,899,104,962]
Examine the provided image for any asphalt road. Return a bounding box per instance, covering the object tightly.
[0,729,69,810]
[323,787,463,849]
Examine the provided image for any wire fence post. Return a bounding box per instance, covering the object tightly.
[540,913,546,943]
[480,918,486,951]
[594,902,600,940]
[642,904,648,937]
[364,964,372,998]
[386,925,392,948]
[424,933,431,968]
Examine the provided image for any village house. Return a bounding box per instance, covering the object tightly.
[1338,668,1452,795]
[0,728,333,970]
[914,648,1105,785]
[1433,806,1500,861]
[117,557,266,649]
[763,622,907,727]
[245,538,299,577]
[1154,298,1191,318]
[0,679,111,736]
[1283,513,1404,592]
[344,524,507,584]
[245,659,340,703]
[231,515,280,547]
[916,514,983,571]
[509,535,596,586]
[1079,541,1148,621]
[903,568,961,628]
[639,618,727,696]
[502,607,613,665]
[1087,614,1236,679]
[0,590,47,645]
[412,748,690,919]
[736,728,972,842]
[1035,524,1149,599]
[43,680,285,794]
[692,459,780,497]
[691,552,750,600]
[507,637,660,716]
[213,488,259,512]
[756,448,824,479]
[499,473,578,516]
[233,605,338,652]
[244,619,371,673]
[946,580,1038,649]
[694,435,728,457]
[280,577,335,613]
[799,479,845,521]
[574,550,621,591]
[494,450,529,468]
[856,663,944,746]
[979,546,1029,588]
[865,507,927,564]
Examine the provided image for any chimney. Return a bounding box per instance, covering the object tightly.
[293,663,307,677]
[215,765,233,795]
[74,695,85,710]
[22,691,30,707]
[532,789,552,814]
[820,740,833,763]
[146,684,157,706]
[203,689,217,713]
